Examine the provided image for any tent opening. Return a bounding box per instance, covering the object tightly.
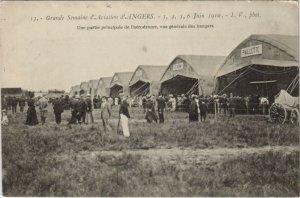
[216,65,298,102]
[130,81,150,96]
[160,75,199,96]
[110,84,123,98]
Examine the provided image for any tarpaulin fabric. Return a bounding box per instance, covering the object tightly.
[275,89,299,108]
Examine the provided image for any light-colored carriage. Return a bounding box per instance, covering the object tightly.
[269,90,299,125]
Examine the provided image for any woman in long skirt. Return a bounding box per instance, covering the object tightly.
[25,96,39,125]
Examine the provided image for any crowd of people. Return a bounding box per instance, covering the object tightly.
[1,91,271,136]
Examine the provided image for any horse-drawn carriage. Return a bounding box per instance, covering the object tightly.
[269,89,299,125]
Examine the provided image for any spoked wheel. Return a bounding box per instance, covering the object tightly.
[269,103,287,124]
[290,108,300,125]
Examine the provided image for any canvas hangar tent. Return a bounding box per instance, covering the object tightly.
[69,85,81,97]
[79,81,89,96]
[214,34,299,103]
[87,79,100,97]
[160,55,225,96]
[110,72,134,98]
[129,65,167,97]
[96,77,112,97]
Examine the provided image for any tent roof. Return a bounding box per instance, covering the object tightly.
[110,72,134,87]
[161,55,226,82]
[216,34,299,77]
[88,79,99,89]
[129,65,167,85]
[99,77,113,88]
[80,81,89,90]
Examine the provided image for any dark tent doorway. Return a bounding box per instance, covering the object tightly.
[160,75,199,96]
[110,84,123,98]
[130,80,150,96]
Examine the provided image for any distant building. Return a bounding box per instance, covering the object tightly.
[47,89,65,98]
[34,91,48,98]
[1,87,23,97]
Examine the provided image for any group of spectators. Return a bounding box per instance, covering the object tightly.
[1,91,271,136]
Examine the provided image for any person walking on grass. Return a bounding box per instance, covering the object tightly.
[119,93,130,137]
[100,96,112,132]
[53,97,64,124]
[38,94,48,125]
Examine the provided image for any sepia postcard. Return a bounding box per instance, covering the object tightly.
[0,1,299,197]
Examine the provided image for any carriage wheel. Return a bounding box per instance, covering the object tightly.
[290,108,300,125]
[269,103,287,124]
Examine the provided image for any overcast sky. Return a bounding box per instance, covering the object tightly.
[1,1,298,92]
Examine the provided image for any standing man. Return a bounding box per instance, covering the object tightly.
[100,96,112,132]
[142,95,147,113]
[68,95,80,125]
[38,94,48,125]
[157,94,166,123]
[79,95,87,124]
[53,97,64,124]
[228,93,236,117]
[19,96,26,113]
[11,97,18,114]
[119,94,130,137]
[199,100,208,122]
[7,96,12,111]
[93,95,99,109]
[145,95,158,123]
[86,94,94,124]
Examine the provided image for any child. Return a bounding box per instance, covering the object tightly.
[1,109,9,126]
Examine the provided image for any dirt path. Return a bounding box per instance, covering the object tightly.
[74,146,299,167]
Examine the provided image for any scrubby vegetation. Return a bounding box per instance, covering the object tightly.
[2,107,299,196]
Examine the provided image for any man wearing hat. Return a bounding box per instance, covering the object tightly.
[119,93,131,137]
[78,95,87,124]
[68,95,80,124]
[38,94,48,125]
[53,97,64,124]
[157,94,166,123]
[145,94,158,123]
[199,99,208,122]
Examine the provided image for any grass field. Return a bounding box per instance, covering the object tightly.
[2,105,299,196]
